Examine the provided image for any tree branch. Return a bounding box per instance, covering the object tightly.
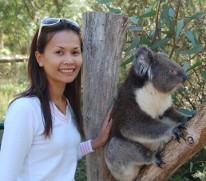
[135,103,206,181]
[169,0,182,58]
[152,0,161,45]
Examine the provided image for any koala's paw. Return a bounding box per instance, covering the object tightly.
[178,123,187,131]
[186,113,195,121]
[180,112,195,123]
[172,126,185,142]
[181,116,189,123]
[154,152,165,168]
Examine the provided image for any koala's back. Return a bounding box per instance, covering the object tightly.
[110,68,148,138]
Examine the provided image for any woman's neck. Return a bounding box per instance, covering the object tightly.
[49,83,67,115]
[49,81,65,100]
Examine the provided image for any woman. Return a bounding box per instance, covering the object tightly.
[0,18,112,181]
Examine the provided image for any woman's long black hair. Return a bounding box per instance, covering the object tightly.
[16,19,85,139]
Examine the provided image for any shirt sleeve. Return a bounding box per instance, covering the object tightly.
[77,139,94,160]
[0,98,36,181]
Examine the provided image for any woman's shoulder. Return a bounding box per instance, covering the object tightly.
[9,96,41,110]
[5,97,43,134]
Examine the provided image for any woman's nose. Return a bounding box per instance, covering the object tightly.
[63,54,74,65]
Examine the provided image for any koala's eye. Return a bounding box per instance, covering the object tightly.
[170,69,177,75]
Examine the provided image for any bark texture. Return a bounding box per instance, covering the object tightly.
[82,12,129,181]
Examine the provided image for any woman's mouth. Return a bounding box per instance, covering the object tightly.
[59,68,75,73]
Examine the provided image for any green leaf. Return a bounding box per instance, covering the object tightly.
[178,109,197,116]
[190,162,194,172]
[106,5,121,14]
[145,7,152,13]
[184,44,204,55]
[161,5,176,32]
[184,12,204,24]
[182,61,190,72]
[140,34,151,46]
[185,30,196,45]
[178,86,186,93]
[130,17,139,24]
[186,61,202,72]
[124,36,140,53]
[201,71,206,80]
[121,56,135,67]
[172,93,179,103]
[161,30,170,36]
[151,38,169,50]
[161,4,170,20]
[176,20,184,39]
[128,26,142,31]
[137,10,156,19]
[149,30,155,39]
[169,8,175,18]
[97,0,113,4]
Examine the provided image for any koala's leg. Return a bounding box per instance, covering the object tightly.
[104,136,163,181]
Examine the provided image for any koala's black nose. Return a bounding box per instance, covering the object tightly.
[178,73,188,82]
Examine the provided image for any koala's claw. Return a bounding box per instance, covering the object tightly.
[172,127,185,142]
[174,133,180,142]
[155,152,165,168]
[178,124,187,131]
[186,113,195,120]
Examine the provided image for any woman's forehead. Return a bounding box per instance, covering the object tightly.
[46,30,81,48]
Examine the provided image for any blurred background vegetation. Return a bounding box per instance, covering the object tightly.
[0,0,205,180]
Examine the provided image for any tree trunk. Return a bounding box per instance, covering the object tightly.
[135,103,206,181]
[82,12,129,181]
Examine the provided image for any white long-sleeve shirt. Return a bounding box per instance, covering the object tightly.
[0,97,93,181]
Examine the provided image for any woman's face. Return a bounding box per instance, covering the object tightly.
[36,30,82,87]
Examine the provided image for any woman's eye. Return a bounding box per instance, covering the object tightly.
[56,51,63,55]
[73,51,80,55]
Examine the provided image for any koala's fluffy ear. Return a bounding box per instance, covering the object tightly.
[133,45,154,79]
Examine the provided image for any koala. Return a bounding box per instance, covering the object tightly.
[104,46,189,181]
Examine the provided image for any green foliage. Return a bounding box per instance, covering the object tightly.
[116,0,205,112]
[0,62,28,121]
[75,158,87,181]
[0,48,11,57]
[0,0,93,55]
[97,0,113,4]
[170,147,206,181]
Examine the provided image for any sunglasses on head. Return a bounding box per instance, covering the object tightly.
[37,18,80,44]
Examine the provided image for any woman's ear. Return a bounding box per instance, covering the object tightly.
[35,51,44,67]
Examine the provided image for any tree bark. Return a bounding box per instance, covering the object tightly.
[135,103,206,181]
[82,12,129,181]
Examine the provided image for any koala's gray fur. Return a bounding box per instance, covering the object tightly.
[104,46,189,181]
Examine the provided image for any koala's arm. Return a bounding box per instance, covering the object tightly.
[162,106,189,124]
[118,113,178,143]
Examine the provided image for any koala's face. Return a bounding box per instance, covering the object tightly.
[151,53,187,93]
[133,46,187,94]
